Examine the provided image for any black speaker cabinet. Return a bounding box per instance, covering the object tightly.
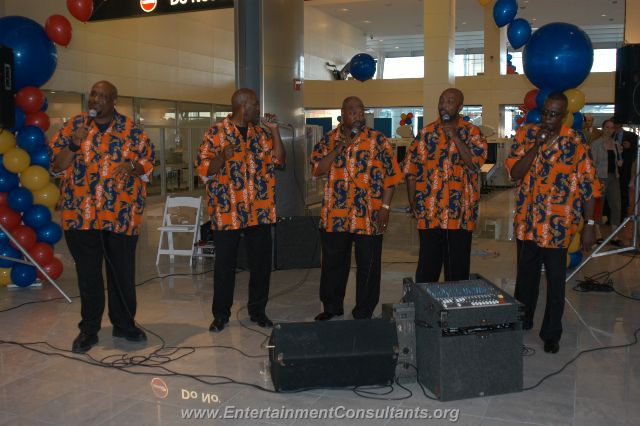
[0,45,15,130]
[615,44,640,124]
[268,319,399,391]
[274,216,320,270]
[381,302,417,383]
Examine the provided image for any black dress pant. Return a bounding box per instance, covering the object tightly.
[65,230,138,334]
[514,239,567,343]
[319,230,383,319]
[415,229,472,283]
[211,224,272,320]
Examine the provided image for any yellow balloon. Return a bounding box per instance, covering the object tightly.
[32,182,60,208]
[566,253,571,267]
[0,130,16,154]
[400,113,407,120]
[563,113,574,128]
[3,147,31,173]
[0,268,11,286]
[577,217,585,232]
[568,233,581,253]
[478,0,492,5]
[20,165,50,191]
[564,88,585,113]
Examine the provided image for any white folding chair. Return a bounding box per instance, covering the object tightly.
[156,196,203,266]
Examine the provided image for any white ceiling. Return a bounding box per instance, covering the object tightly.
[306,0,626,56]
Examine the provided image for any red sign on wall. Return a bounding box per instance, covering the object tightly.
[140,0,158,13]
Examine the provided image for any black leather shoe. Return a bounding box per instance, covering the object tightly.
[72,332,98,354]
[544,340,560,354]
[113,326,147,342]
[314,311,343,321]
[209,317,228,332]
[250,313,273,328]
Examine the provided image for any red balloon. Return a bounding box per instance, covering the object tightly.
[10,225,37,251]
[28,242,54,266]
[516,116,525,125]
[523,89,538,111]
[15,87,45,114]
[407,112,414,119]
[507,66,516,75]
[66,0,93,22]
[400,119,406,126]
[0,206,22,231]
[0,193,7,207]
[45,15,73,47]
[25,112,51,133]
[37,257,63,280]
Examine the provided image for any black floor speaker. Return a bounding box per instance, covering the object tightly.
[268,319,399,391]
[615,44,640,124]
[0,45,15,130]
[274,216,320,270]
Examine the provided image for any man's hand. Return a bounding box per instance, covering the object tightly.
[333,133,349,155]
[441,122,458,142]
[581,224,596,251]
[375,207,390,234]
[71,125,89,148]
[534,128,550,149]
[114,162,134,181]
[261,113,279,131]
[221,145,234,161]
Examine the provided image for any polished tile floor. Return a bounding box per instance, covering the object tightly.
[0,187,638,426]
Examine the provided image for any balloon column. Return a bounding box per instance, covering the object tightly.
[396,112,414,138]
[0,1,91,286]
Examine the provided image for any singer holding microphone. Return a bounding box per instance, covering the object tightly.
[505,92,601,354]
[310,96,402,321]
[50,81,155,353]
[196,88,284,332]
[404,88,487,283]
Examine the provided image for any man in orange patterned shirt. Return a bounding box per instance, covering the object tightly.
[196,88,284,332]
[50,81,155,353]
[310,96,402,321]
[404,88,487,283]
[505,92,601,354]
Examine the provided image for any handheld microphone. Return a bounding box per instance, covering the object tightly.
[87,109,97,126]
[441,114,452,122]
[260,115,288,126]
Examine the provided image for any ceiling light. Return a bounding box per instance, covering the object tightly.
[601,14,607,16]
[531,17,537,21]
[394,46,400,49]
[338,8,349,12]
[363,20,371,24]
[462,21,466,25]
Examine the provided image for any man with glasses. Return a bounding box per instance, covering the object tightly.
[505,92,601,354]
[404,88,487,283]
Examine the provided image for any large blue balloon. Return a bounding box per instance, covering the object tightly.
[572,112,584,130]
[0,230,8,245]
[0,16,58,90]
[30,148,50,170]
[507,19,532,50]
[535,88,553,108]
[526,108,542,124]
[36,221,62,245]
[493,0,518,28]
[16,126,46,154]
[0,166,19,193]
[7,187,33,212]
[349,53,376,82]
[0,243,21,268]
[23,204,52,229]
[11,263,37,287]
[523,23,594,92]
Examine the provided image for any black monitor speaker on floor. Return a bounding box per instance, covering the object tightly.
[0,45,15,130]
[615,44,640,124]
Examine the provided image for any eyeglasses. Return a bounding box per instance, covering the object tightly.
[541,109,564,118]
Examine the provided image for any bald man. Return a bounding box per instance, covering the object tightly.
[310,96,402,321]
[51,81,155,353]
[404,88,487,283]
[196,88,285,332]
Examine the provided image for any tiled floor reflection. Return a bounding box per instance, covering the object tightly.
[0,187,638,425]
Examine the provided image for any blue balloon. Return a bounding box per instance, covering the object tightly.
[0,231,8,245]
[535,88,553,108]
[493,0,518,27]
[0,243,21,268]
[7,187,33,212]
[507,53,513,61]
[507,19,532,50]
[0,167,19,193]
[349,53,376,82]
[10,107,26,132]
[463,115,471,122]
[16,126,46,154]
[11,263,37,287]
[23,205,52,229]
[0,16,58,90]
[572,112,584,130]
[36,221,62,245]
[40,98,49,112]
[405,117,412,125]
[526,108,542,124]
[30,148,50,170]
[569,251,583,268]
[523,23,594,92]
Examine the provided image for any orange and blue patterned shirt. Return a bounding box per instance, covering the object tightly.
[505,124,602,249]
[196,117,282,231]
[403,117,487,231]
[50,111,155,236]
[310,127,403,235]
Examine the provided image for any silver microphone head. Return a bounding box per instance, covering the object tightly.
[88,109,97,120]
[441,114,452,122]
